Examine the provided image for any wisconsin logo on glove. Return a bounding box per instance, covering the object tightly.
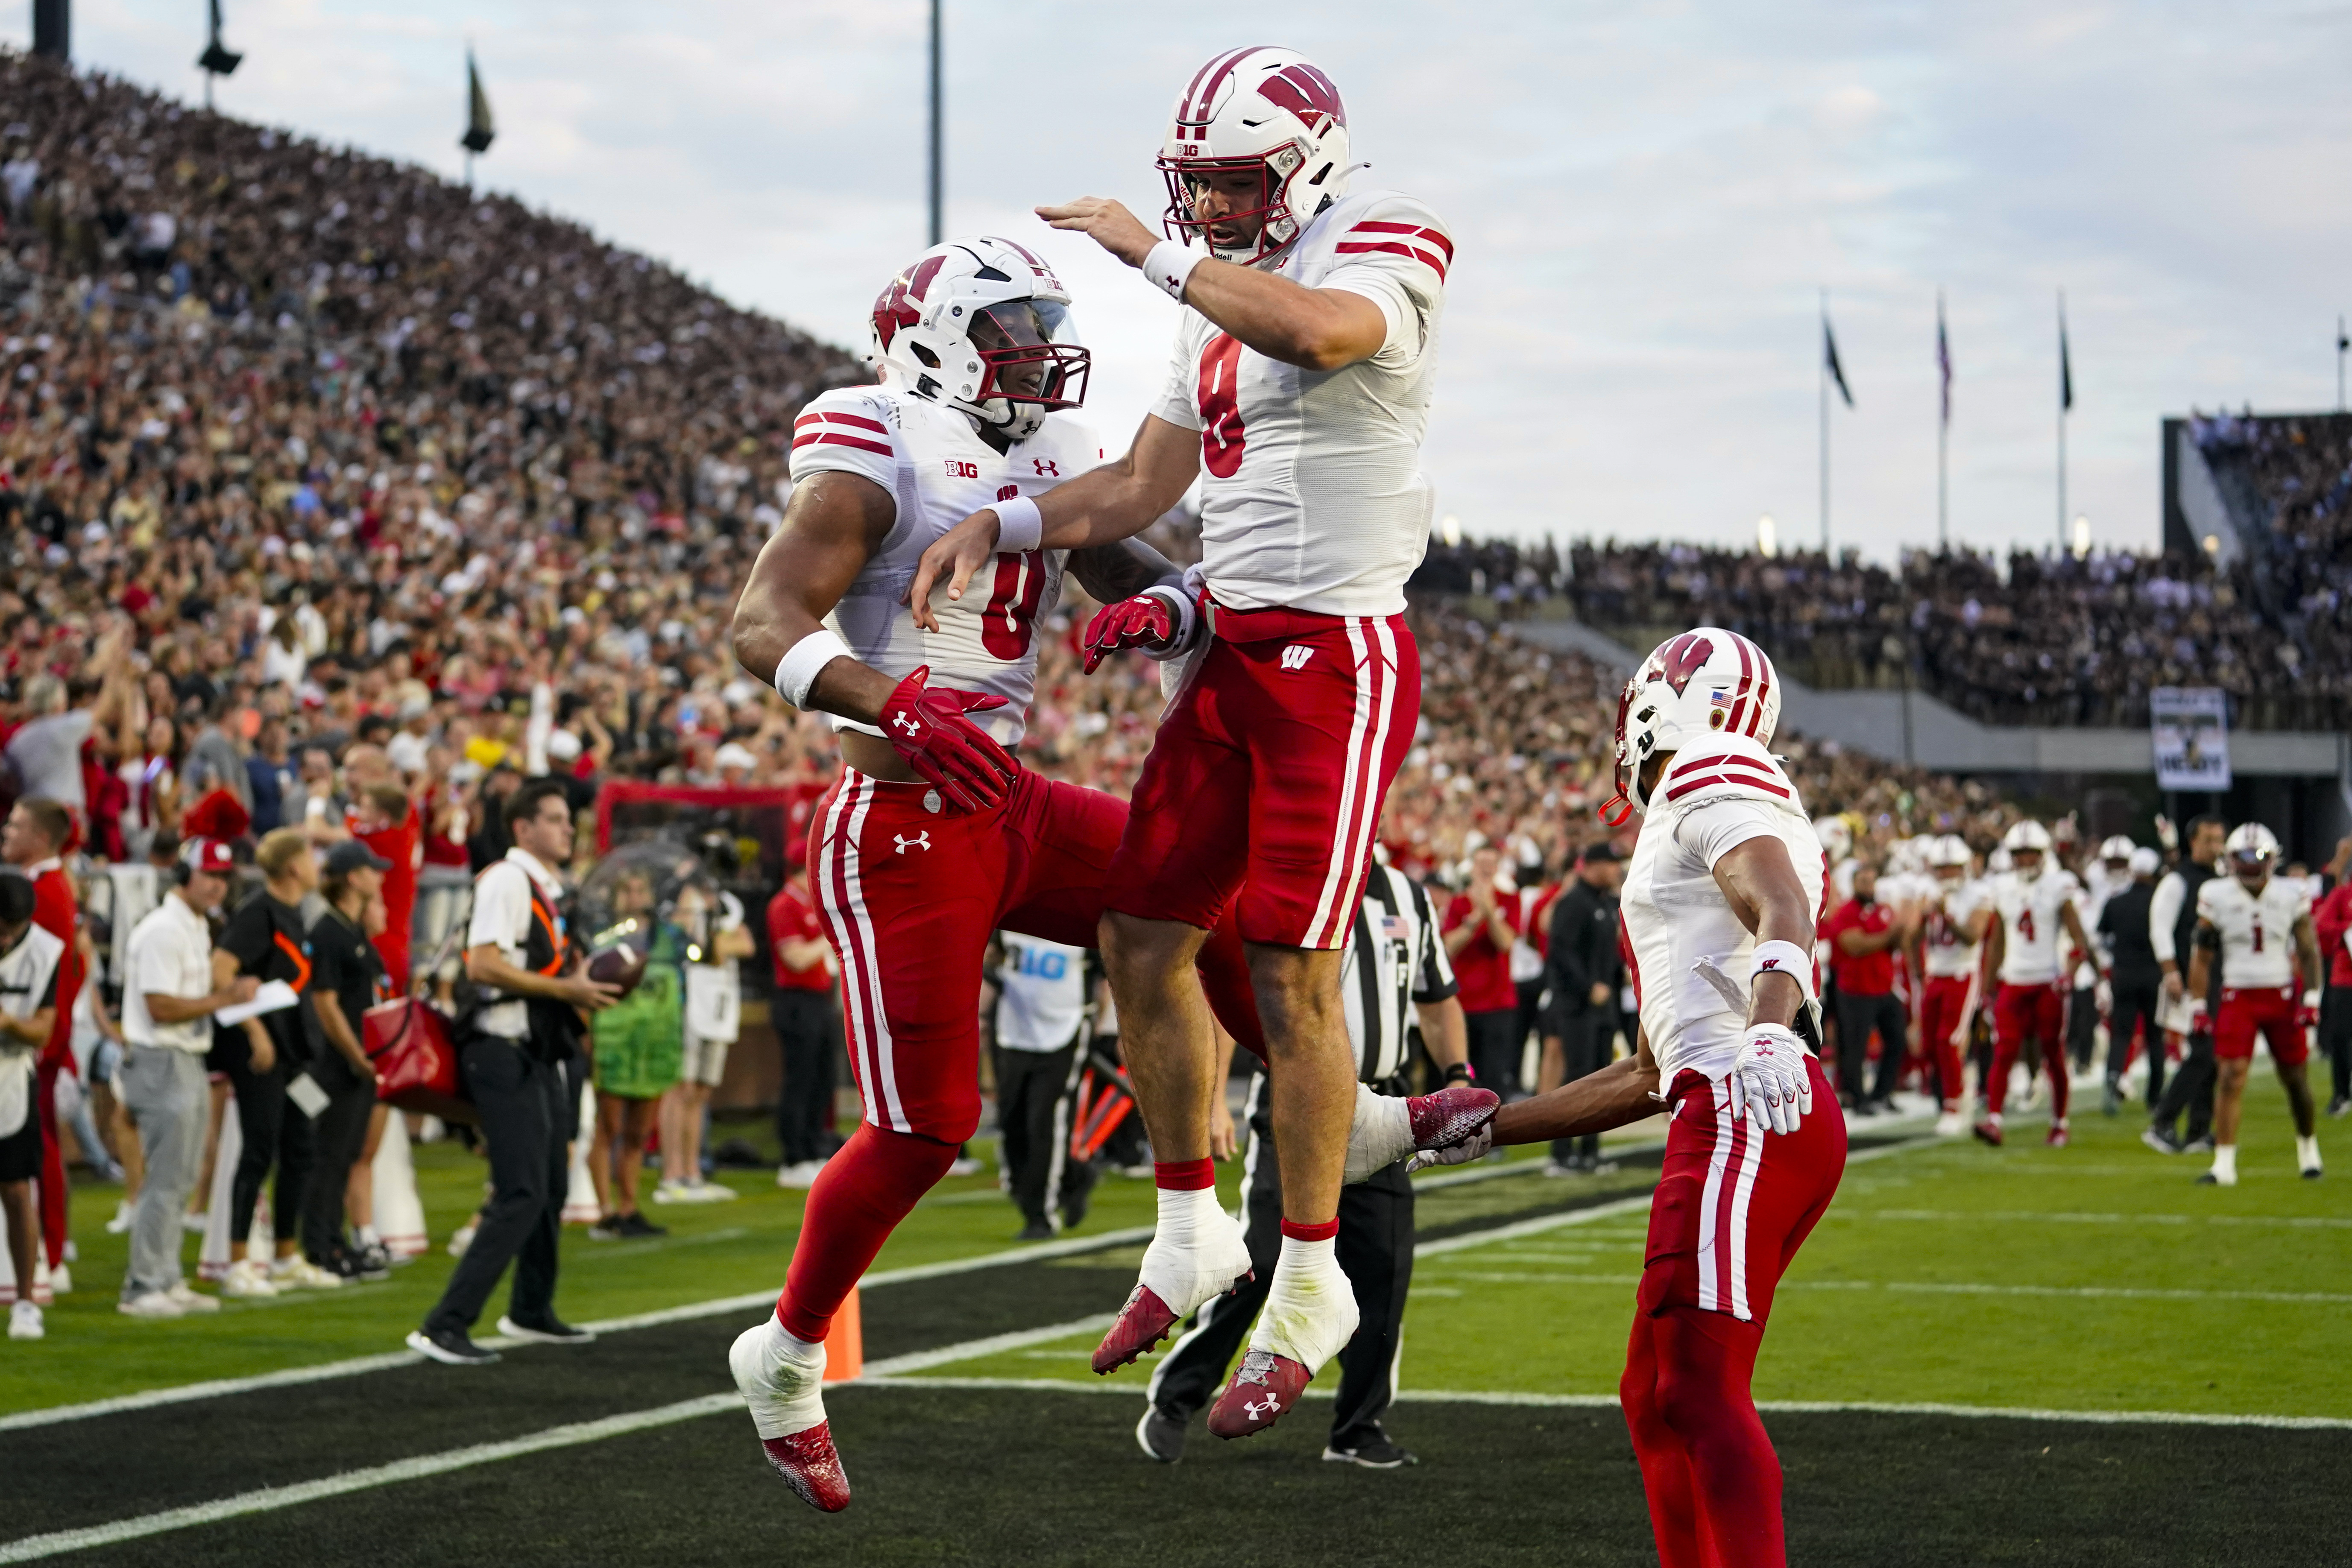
[879,665,1017,816]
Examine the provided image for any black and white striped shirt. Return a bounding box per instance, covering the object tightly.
[1341,864,1457,1088]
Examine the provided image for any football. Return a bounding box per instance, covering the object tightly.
[585,943,648,998]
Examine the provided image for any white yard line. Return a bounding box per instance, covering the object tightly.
[1418,1270,2352,1306]
[1854,1209,2352,1229]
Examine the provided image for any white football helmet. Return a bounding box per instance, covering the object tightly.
[1813,815,1854,862]
[2127,846,2161,877]
[1605,628,1782,820]
[2001,819,2053,878]
[2224,822,2279,887]
[2097,835,2136,864]
[868,237,1090,443]
[1159,46,1353,266]
[1927,834,1973,874]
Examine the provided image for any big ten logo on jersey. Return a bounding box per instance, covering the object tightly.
[945,460,980,480]
[1014,944,1069,981]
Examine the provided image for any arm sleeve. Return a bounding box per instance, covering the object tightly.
[1674,798,1787,872]
[787,389,902,494]
[1320,196,1451,370]
[1411,880,1457,1001]
[2149,875,2184,962]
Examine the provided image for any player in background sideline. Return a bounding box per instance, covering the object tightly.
[1975,820,2092,1148]
[1415,628,1840,1568]
[2185,824,2323,1185]
[2146,815,2227,1154]
[1916,835,1992,1135]
[725,240,1490,1510]
[907,44,1485,1439]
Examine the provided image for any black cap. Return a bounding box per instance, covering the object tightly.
[324,840,394,877]
[0,872,32,926]
[1581,841,1623,865]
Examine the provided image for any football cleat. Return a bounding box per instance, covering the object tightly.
[729,1321,848,1512]
[756,1423,852,1513]
[2045,1124,2070,1148]
[1093,1211,1254,1375]
[1346,1081,1500,1182]
[1972,1119,2003,1147]
[1207,1349,1313,1439]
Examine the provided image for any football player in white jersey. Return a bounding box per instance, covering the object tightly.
[1974,821,2094,1148]
[903,47,1459,1435]
[2186,823,2323,1185]
[1916,835,1992,1135]
[1414,629,1840,1568]
[725,239,1491,1510]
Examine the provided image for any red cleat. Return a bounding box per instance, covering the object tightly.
[1972,1119,2003,1147]
[1207,1349,1313,1439]
[757,1422,852,1512]
[2045,1124,2070,1148]
[1408,1084,1500,1153]
[1093,1283,1181,1374]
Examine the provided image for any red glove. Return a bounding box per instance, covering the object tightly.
[1081,588,1191,674]
[880,666,1016,816]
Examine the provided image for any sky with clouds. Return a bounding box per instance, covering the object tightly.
[17,0,2350,558]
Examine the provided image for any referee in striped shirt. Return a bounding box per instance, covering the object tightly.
[1139,859,1469,1469]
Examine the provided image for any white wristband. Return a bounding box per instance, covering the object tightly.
[1749,940,1817,1005]
[991,495,1043,554]
[1143,240,1204,303]
[773,628,853,710]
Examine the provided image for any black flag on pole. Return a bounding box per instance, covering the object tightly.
[2060,304,2074,412]
[1823,315,1855,408]
[461,49,495,155]
[198,0,242,77]
[1936,294,1952,427]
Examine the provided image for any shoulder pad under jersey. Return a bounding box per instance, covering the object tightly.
[1655,734,1801,814]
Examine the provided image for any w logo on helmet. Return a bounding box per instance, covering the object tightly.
[872,254,946,351]
[1258,63,1347,133]
[1651,633,1715,696]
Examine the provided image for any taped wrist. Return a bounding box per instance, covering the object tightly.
[773,628,854,710]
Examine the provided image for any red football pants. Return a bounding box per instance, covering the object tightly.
[1918,976,1974,1110]
[1988,982,2069,1118]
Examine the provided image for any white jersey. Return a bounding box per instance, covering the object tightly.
[788,385,1107,747]
[1989,869,2082,986]
[1922,878,1992,980]
[1151,188,1450,617]
[1620,738,1825,1086]
[2196,875,2310,991]
[0,923,64,1140]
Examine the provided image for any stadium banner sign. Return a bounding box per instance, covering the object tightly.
[2149,687,2231,791]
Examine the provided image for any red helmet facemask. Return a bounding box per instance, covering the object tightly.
[1157,151,1304,266]
[967,301,1090,415]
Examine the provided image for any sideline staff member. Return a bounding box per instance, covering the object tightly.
[1140,860,1467,1469]
[409,779,617,1365]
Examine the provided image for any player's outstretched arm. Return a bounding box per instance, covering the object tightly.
[907,414,1199,632]
[730,472,899,725]
[1037,196,1388,372]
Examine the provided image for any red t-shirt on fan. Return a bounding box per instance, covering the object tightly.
[350,802,422,992]
[1443,889,1521,1015]
[767,883,835,994]
[1821,898,1898,996]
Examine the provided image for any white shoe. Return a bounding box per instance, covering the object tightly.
[182,1211,208,1234]
[775,1161,824,1190]
[26,1262,51,1306]
[118,1290,187,1319]
[447,1224,477,1258]
[653,1181,692,1205]
[106,1202,134,1235]
[1934,1111,1965,1137]
[689,1180,738,1202]
[271,1256,346,1290]
[947,1156,984,1178]
[220,1259,281,1298]
[46,1263,71,1296]
[8,1301,41,1340]
[166,1281,222,1313]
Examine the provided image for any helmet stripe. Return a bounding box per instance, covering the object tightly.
[1748,637,1773,739]
[1178,46,1261,126]
[1725,633,1752,736]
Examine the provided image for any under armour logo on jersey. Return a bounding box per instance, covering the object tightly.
[894,832,931,855]
[1244,1394,1282,1422]
[891,714,923,737]
[1033,458,1059,477]
[1280,645,1314,671]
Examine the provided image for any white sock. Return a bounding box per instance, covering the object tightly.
[1154,1181,1226,1240]
[358,1225,380,1247]
[2212,1144,2238,1183]
[1247,1234,1359,1373]
[2297,1135,2321,1171]
[1344,1082,1413,1184]
[740,1316,828,1437]
[1138,1184,1251,1316]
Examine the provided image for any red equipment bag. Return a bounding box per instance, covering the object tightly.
[363,998,476,1125]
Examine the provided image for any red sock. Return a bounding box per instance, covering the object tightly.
[774,1122,959,1342]
[1650,1306,1782,1568]
[1154,1157,1216,1191]
[1620,1311,1707,1568]
[1985,1035,2020,1115]
[1280,1217,1339,1243]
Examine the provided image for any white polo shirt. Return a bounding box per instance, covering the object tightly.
[469,848,566,1040]
[122,892,218,1054]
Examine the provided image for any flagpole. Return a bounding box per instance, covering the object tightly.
[1819,290,1830,555]
[927,0,943,246]
[1937,290,1948,550]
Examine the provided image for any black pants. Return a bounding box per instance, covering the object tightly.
[2321,985,2352,1106]
[1550,1006,1617,1165]
[424,1036,569,1336]
[2107,980,2163,1105]
[226,1046,316,1246]
[300,1068,376,1263]
[772,990,840,1167]
[2150,1027,2216,1144]
[993,1039,1096,1229]
[1149,1077,1413,1449]
[1514,978,1547,1075]
[1465,1008,1522,1099]
[2067,985,2099,1071]
[1836,990,1908,1105]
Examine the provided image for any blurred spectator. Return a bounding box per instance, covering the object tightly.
[766,861,840,1188]
[302,840,390,1281]
[1443,842,1522,1096]
[989,934,1099,1240]
[0,870,61,1341]
[1822,860,1913,1113]
[586,866,680,1239]
[659,881,750,1205]
[1538,841,1622,1174]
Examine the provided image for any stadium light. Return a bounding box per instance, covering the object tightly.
[1757,514,1777,558]
[2071,514,2090,559]
[1440,514,1462,547]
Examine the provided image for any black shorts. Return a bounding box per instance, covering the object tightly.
[0,1109,41,1184]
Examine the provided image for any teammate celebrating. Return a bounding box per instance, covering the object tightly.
[906,47,1465,1433]
[724,239,1487,1510]
[1415,628,1840,1568]
[1918,834,1992,1136]
[1975,820,2092,1147]
[2185,824,2323,1185]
